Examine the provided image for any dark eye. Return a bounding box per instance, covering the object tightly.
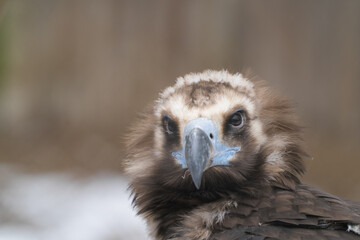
[162,114,177,134]
[228,109,245,128]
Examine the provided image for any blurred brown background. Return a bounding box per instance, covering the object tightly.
[0,0,359,202]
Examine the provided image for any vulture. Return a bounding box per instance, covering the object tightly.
[125,70,360,240]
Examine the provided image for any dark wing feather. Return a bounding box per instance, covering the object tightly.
[211,185,360,240]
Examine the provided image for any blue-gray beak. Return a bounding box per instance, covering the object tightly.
[185,127,213,189]
[172,118,241,189]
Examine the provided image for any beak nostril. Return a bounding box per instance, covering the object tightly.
[209,133,214,139]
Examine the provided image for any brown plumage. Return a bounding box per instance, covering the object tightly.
[125,70,360,240]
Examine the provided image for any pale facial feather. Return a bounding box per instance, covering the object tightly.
[159,69,255,102]
[153,71,268,163]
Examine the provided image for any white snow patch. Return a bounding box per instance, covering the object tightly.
[347,224,360,235]
[0,165,149,240]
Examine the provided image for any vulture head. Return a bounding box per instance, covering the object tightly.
[125,70,308,238]
[126,70,305,190]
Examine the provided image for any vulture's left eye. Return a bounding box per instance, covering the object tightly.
[228,109,246,128]
[162,114,177,134]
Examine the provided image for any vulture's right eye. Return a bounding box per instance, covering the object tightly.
[162,114,177,134]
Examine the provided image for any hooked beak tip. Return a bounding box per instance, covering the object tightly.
[192,174,203,189]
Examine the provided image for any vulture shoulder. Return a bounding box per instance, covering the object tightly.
[212,185,360,240]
